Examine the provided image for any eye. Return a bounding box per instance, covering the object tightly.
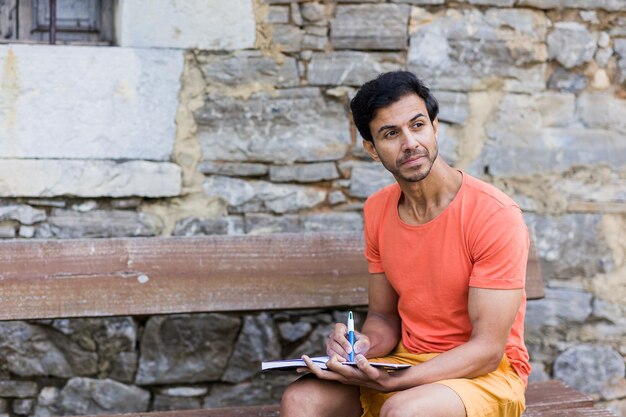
[412,121,424,129]
[383,130,398,139]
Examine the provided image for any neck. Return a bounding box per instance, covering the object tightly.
[396,160,462,225]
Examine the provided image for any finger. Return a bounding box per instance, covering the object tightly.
[354,354,381,379]
[301,355,342,381]
[353,333,370,356]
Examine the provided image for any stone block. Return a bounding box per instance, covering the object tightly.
[524,213,614,279]
[518,0,625,9]
[197,162,268,177]
[271,24,305,53]
[328,190,347,205]
[547,67,588,92]
[0,321,97,378]
[109,351,138,384]
[408,9,549,92]
[153,395,202,411]
[346,163,396,199]
[35,209,163,239]
[136,314,240,385]
[547,22,597,69]
[578,92,626,135]
[12,398,33,415]
[269,162,340,183]
[481,127,625,176]
[0,381,38,398]
[433,91,469,125]
[197,51,298,88]
[393,0,445,4]
[301,2,326,22]
[173,217,227,236]
[0,160,181,198]
[204,176,327,214]
[203,374,298,408]
[616,39,626,84]
[223,313,281,383]
[437,122,461,167]
[331,4,410,50]
[278,321,313,342]
[268,6,290,23]
[158,387,209,397]
[58,378,150,415]
[554,344,625,397]
[301,212,364,232]
[525,288,593,330]
[308,51,404,86]
[302,34,327,50]
[0,45,182,161]
[118,0,255,49]
[0,204,46,225]
[196,88,350,164]
[469,0,514,5]
[245,213,300,234]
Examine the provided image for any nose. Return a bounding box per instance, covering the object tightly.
[400,128,420,151]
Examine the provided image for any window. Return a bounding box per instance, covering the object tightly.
[0,0,114,45]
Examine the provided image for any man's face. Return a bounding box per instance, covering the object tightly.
[363,93,439,183]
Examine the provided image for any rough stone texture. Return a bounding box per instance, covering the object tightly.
[117,0,255,50]
[301,212,364,232]
[271,24,305,53]
[525,288,593,330]
[554,345,625,397]
[577,93,626,135]
[616,39,626,84]
[0,45,183,161]
[342,162,396,198]
[153,395,202,411]
[136,314,240,385]
[524,213,614,279]
[434,91,469,125]
[58,378,150,415]
[328,190,348,205]
[108,352,138,384]
[0,381,38,398]
[196,51,299,88]
[0,204,46,225]
[269,163,340,183]
[32,387,61,417]
[548,67,588,92]
[308,52,404,86]
[172,217,230,236]
[408,9,549,92]
[0,160,181,198]
[196,88,350,164]
[203,176,327,214]
[0,321,97,378]
[13,399,34,415]
[277,321,313,342]
[203,374,297,408]
[197,162,269,177]
[331,4,410,50]
[547,22,597,69]
[517,0,626,9]
[244,214,300,234]
[223,314,281,383]
[35,209,163,239]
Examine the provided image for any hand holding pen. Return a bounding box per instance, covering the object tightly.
[325,311,370,361]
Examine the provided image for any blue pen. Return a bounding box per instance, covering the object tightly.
[347,311,355,362]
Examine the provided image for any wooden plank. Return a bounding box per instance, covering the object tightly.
[0,231,544,321]
[66,405,281,417]
[523,407,617,417]
[0,233,370,320]
[526,240,545,300]
[524,380,594,412]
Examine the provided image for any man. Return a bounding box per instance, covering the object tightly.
[280,71,530,417]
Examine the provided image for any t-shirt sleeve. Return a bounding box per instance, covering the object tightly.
[469,205,530,289]
[363,199,384,274]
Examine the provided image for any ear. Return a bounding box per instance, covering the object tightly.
[432,117,439,139]
[363,139,380,161]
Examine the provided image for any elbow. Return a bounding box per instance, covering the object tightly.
[484,349,505,373]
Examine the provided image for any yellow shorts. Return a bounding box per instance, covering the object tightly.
[360,343,526,417]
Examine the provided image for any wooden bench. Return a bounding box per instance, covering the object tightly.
[0,232,616,417]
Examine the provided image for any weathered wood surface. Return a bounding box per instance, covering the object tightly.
[66,381,616,417]
[0,232,544,321]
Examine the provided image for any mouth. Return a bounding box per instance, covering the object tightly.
[399,155,426,167]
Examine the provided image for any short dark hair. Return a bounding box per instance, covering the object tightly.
[350,71,439,142]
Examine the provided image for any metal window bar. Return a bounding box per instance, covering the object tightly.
[49,0,56,44]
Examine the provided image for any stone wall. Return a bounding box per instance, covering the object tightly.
[0,0,625,416]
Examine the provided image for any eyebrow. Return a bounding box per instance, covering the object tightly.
[376,113,427,134]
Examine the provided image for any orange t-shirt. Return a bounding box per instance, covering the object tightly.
[363,172,531,385]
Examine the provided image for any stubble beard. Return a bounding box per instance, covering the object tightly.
[384,146,439,183]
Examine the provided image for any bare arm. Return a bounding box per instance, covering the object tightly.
[326,273,401,360]
[311,286,522,393]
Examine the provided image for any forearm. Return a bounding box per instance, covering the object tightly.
[385,338,503,392]
[361,311,401,358]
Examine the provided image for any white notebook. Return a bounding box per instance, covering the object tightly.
[262,356,410,371]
